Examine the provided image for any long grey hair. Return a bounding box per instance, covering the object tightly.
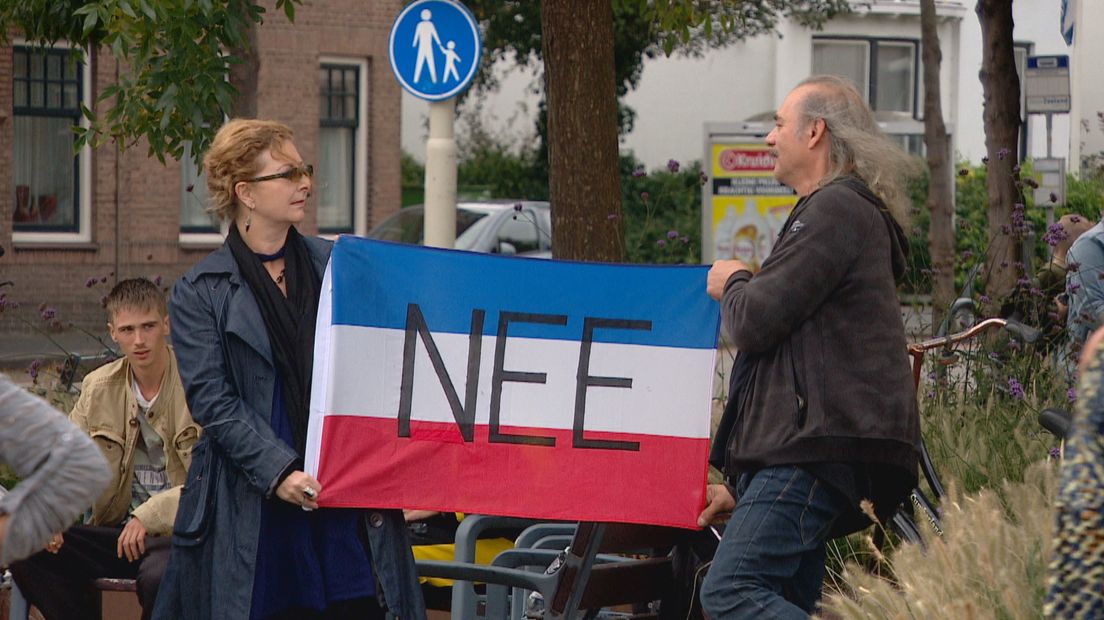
[795,75,919,228]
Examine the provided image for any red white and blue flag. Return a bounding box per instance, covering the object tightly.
[306,236,719,528]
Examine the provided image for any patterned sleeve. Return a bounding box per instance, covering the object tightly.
[0,374,111,565]
[1045,342,1104,617]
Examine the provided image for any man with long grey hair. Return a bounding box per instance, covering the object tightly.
[699,75,921,618]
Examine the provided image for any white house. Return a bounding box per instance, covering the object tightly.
[402,0,1101,174]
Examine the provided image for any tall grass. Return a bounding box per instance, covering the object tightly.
[820,462,1055,619]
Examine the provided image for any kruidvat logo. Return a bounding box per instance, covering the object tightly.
[718,149,776,172]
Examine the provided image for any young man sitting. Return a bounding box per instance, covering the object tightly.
[11,278,200,620]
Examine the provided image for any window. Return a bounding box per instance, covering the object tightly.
[812,38,918,117]
[813,37,923,154]
[12,45,90,240]
[180,141,220,237]
[318,60,367,234]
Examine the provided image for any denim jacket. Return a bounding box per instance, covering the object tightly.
[153,236,425,620]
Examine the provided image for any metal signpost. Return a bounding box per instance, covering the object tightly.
[1024,55,1071,229]
[389,0,482,248]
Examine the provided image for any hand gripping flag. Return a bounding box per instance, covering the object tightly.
[306,237,719,528]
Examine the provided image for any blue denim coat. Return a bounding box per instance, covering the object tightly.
[153,237,425,620]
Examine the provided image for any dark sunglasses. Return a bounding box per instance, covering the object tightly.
[245,163,314,184]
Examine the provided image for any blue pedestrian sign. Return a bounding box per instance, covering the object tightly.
[389,0,482,102]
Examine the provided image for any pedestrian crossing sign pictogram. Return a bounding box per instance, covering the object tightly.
[388,0,482,101]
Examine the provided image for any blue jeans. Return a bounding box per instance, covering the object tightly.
[699,466,848,619]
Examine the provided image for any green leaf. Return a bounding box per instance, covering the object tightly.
[82,11,99,38]
[140,0,157,21]
[283,0,296,22]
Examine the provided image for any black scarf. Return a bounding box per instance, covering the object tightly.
[227,224,319,455]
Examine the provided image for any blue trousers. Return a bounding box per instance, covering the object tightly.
[699,466,848,619]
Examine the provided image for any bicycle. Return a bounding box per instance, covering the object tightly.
[890,316,1042,547]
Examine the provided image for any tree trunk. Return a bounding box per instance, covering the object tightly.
[920,0,954,334]
[541,0,623,262]
[228,21,260,118]
[976,0,1021,312]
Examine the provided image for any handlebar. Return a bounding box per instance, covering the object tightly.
[909,317,1040,355]
[909,317,1042,390]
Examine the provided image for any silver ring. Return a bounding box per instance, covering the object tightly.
[303,487,317,500]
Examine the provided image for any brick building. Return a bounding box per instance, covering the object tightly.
[0,0,403,333]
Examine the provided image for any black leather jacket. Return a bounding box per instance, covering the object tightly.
[719,177,920,484]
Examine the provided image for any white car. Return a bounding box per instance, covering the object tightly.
[367,200,553,257]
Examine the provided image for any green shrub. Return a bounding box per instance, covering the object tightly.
[619,155,703,264]
[903,163,1104,302]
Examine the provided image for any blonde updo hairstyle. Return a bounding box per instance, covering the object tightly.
[203,119,296,221]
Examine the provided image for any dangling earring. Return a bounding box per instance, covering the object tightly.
[245,206,253,233]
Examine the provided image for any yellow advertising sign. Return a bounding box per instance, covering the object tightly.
[707,143,797,269]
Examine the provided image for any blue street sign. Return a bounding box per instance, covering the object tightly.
[388,0,482,102]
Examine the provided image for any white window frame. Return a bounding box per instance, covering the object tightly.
[319,56,368,236]
[12,40,92,245]
[178,139,227,246]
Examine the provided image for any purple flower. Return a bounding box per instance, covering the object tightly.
[1068,261,1081,272]
[961,250,974,260]
[1012,164,1021,174]
[28,359,41,382]
[980,295,991,304]
[667,230,679,240]
[1071,215,1082,223]
[101,276,108,283]
[640,191,650,202]
[998,148,1011,160]
[699,171,708,186]
[680,236,690,244]
[606,213,619,220]
[1023,178,1039,189]
[1000,224,1011,235]
[982,156,990,165]
[666,159,680,174]
[153,275,163,287]
[1068,387,1078,403]
[85,277,97,288]
[99,295,108,308]
[185,183,195,193]
[632,166,647,178]
[1050,192,1059,203]
[1044,223,1069,247]
[1049,446,1061,459]
[513,203,523,213]
[958,168,970,177]
[1007,377,1025,400]
[1070,281,1082,294]
[39,306,56,322]
[656,239,667,248]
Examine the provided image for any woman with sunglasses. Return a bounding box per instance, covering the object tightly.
[154,119,425,620]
